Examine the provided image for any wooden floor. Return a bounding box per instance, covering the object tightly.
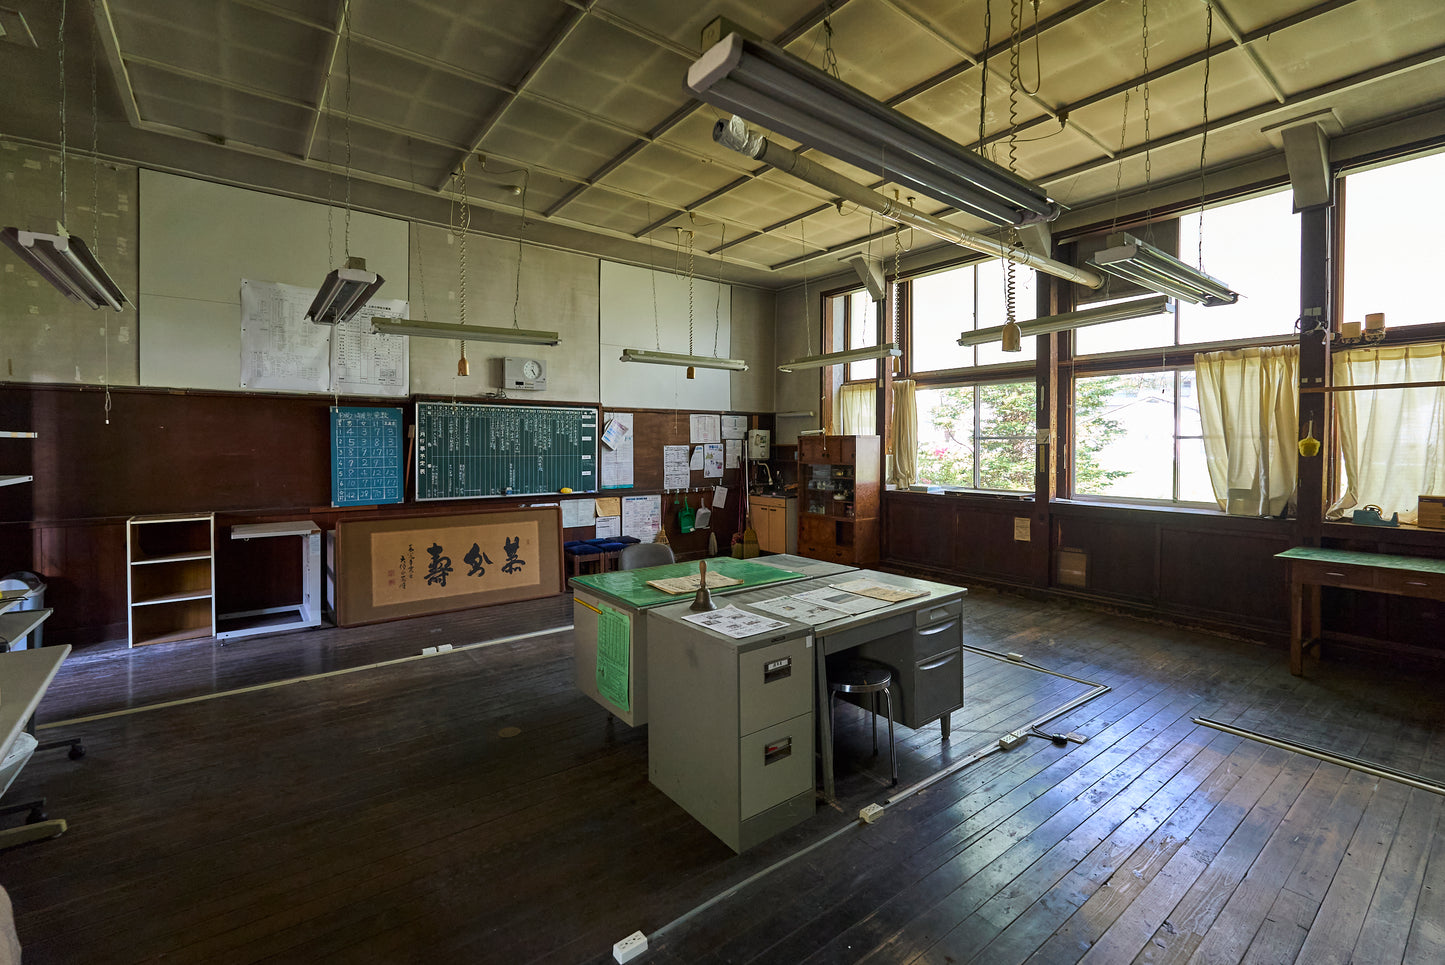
[4,586,1444,964]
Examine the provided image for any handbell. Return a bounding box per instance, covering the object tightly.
[691,559,717,612]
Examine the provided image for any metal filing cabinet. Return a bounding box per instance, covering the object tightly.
[846,597,964,734]
[646,603,815,852]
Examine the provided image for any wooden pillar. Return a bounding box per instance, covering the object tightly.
[1032,275,1060,587]
[1297,199,1333,546]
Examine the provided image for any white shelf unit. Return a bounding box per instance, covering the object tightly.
[1,431,36,488]
[217,521,323,640]
[127,513,216,647]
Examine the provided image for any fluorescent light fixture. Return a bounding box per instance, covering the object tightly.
[957,295,1174,346]
[619,348,748,372]
[371,318,561,345]
[306,256,385,325]
[1088,234,1238,307]
[688,33,1058,227]
[1,225,127,310]
[777,343,901,374]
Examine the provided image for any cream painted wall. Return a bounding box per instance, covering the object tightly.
[0,141,138,386]
[407,223,599,401]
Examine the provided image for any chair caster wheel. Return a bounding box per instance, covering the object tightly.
[25,807,47,824]
[69,744,86,760]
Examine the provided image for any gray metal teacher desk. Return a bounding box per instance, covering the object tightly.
[570,555,857,726]
[646,570,965,849]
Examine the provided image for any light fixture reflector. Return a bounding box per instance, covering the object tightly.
[777,343,901,373]
[687,33,1058,227]
[619,348,748,372]
[306,257,385,325]
[1,226,127,310]
[371,319,561,345]
[957,295,1174,346]
[1089,234,1238,307]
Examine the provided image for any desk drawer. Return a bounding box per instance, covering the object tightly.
[739,713,814,820]
[1375,569,1445,599]
[1296,561,1378,591]
[739,636,813,736]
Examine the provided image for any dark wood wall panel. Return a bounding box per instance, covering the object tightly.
[885,497,954,569]
[3,385,772,645]
[1157,527,1292,629]
[952,504,1035,582]
[1052,513,1160,604]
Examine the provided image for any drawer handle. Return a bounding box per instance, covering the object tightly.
[918,619,959,636]
[1324,571,1347,578]
[1405,580,1429,587]
[764,737,793,765]
[918,652,958,672]
[763,656,792,683]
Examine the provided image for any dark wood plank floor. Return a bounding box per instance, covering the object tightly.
[4,587,1443,964]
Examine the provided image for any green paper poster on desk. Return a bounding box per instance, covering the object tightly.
[595,604,630,712]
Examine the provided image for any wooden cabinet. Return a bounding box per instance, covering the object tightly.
[797,435,880,566]
[127,514,215,647]
[751,496,797,555]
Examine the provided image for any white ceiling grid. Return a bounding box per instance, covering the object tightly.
[0,0,1441,288]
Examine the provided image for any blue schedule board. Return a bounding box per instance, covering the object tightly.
[331,406,405,507]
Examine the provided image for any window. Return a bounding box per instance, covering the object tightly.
[1341,149,1445,330]
[916,381,1036,492]
[1075,189,1300,356]
[827,289,880,381]
[910,260,1037,372]
[1072,370,1213,505]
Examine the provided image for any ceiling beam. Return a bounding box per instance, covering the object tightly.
[1209,0,1287,103]
[542,0,861,219]
[434,0,595,190]
[299,0,348,161]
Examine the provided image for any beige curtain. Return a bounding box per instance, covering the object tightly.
[1328,342,1445,522]
[892,379,918,488]
[837,382,876,436]
[1195,344,1300,516]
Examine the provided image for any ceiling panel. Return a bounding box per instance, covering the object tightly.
[1252,3,1445,96]
[526,17,688,135]
[351,0,563,89]
[334,45,508,148]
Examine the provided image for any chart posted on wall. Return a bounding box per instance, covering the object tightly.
[414,402,599,500]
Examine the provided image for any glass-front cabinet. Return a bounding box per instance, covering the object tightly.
[796,435,880,565]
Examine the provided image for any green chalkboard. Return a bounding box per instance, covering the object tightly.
[415,402,598,500]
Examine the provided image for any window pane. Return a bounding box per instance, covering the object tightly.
[911,265,975,372]
[977,382,1036,492]
[1178,369,1201,436]
[1342,150,1445,329]
[915,386,976,488]
[1074,310,1175,355]
[1177,190,1299,345]
[976,260,1038,366]
[1074,373,1177,499]
[1177,437,1214,504]
[848,290,878,381]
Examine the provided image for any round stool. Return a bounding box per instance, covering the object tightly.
[827,659,898,786]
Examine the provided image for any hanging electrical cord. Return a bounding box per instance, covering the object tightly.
[892,215,904,375]
[713,223,725,358]
[685,228,696,376]
[90,13,112,425]
[342,0,353,260]
[1110,90,1132,236]
[407,142,429,321]
[821,9,841,80]
[977,1,991,158]
[646,203,661,351]
[1141,0,1155,240]
[57,0,68,224]
[1197,1,1214,270]
[454,160,471,377]
[512,169,530,329]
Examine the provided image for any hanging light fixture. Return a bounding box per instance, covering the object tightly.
[621,227,747,376]
[958,295,1174,346]
[687,32,1058,226]
[372,319,559,345]
[1089,233,1238,307]
[777,343,901,374]
[2,1,127,311]
[307,0,384,326]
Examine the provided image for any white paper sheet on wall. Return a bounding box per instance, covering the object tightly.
[600,411,635,488]
[725,438,742,469]
[704,443,724,477]
[721,415,747,439]
[561,499,596,529]
[690,413,721,443]
[621,495,661,541]
[240,279,408,396]
[663,445,691,489]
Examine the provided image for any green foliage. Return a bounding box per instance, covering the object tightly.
[916,378,1132,491]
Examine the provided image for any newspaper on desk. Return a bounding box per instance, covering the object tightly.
[680,605,789,639]
[829,578,928,603]
[748,595,851,626]
[789,587,892,615]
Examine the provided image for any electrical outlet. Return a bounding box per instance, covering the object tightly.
[614,931,648,963]
[1064,731,1087,743]
[999,730,1027,750]
[859,803,885,824]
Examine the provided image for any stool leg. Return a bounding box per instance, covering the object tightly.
[827,691,837,774]
[883,686,897,786]
[871,692,878,756]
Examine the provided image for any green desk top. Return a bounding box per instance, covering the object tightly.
[570,557,805,609]
[1276,546,1445,575]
